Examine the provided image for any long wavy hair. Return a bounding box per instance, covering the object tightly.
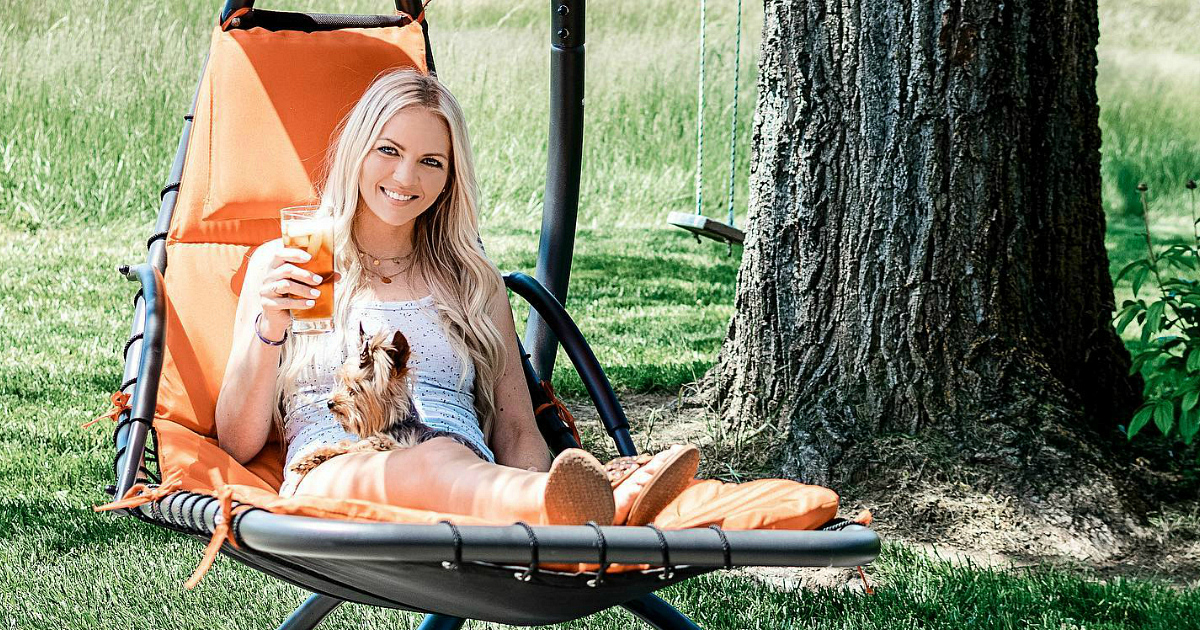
[273,68,506,443]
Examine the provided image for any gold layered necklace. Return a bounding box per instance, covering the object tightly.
[357,246,415,285]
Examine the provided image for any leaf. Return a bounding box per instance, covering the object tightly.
[1116,304,1142,334]
[1160,336,1185,351]
[1116,259,1148,283]
[1188,347,1200,373]
[1154,399,1176,435]
[1132,266,1153,298]
[1141,301,1168,345]
[1145,301,1167,334]
[1180,407,1200,445]
[1130,348,1163,375]
[1184,389,1200,413]
[1128,403,1155,439]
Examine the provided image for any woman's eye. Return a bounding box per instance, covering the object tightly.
[377,146,398,156]
[422,158,444,169]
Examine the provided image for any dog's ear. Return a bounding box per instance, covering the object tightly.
[358,324,373,369]
[387,331,412,375]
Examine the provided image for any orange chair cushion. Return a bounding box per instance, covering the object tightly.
[653,479,839,531]
[156,243,255,438]
[170,22,427,245]
[155,420,838,531]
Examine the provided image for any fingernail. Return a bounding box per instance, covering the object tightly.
[309,288,320,297]
[301,252,312,261]
[305,300,315,306]
[312,275,323,283]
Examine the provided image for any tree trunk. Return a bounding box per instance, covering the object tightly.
[711,0,1142,524]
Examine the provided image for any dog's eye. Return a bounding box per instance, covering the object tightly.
[348,389,357,397]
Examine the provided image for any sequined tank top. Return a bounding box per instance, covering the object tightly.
[279,296,495,494]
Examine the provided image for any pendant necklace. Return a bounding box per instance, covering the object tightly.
[356,247,414,285]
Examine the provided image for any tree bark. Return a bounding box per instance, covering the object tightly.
[711,0,1140,499]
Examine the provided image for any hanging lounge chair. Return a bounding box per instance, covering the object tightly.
[96,2,880,628]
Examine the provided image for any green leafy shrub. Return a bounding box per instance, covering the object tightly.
[1114,180,1200,444]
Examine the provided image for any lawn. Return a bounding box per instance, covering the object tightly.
[2,0,1199,628]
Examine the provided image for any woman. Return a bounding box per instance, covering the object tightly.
[214,69,696,526]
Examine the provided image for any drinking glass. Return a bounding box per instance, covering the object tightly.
[280,205,336,334]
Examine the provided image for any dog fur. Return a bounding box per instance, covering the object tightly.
[286,325,425,477]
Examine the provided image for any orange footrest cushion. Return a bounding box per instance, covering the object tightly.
[154,420,838,530]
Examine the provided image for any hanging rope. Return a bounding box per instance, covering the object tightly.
[724,0,744,228]
[693,0,708,217]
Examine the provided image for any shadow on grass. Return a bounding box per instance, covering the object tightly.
[0,495,167,561]
[570,252,737,305]
[551,359,715,397]
[0,368,121,407]
[658,544,1199,629]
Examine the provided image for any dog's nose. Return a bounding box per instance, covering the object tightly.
[326,399,335,410]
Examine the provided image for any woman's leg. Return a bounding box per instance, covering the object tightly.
[293,437,614,524]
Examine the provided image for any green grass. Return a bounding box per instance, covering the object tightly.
[5,539,1200,630]
[2,0,1200,627]
[1100,0,1200,324]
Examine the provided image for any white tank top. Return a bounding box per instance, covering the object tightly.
[279,296,495,494]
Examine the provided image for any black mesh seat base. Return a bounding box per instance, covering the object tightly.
[222,545,713,626]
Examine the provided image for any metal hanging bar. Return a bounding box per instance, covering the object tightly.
[524,0,587,382]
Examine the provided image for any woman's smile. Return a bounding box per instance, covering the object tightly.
[358,106,451,229]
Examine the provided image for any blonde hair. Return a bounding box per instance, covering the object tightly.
[273,68,507,442]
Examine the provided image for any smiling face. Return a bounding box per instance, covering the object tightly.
[356,107,452,230]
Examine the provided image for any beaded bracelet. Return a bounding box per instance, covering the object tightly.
[254,313,288,346]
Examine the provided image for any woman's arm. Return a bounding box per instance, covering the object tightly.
[215,240,321,464]
[485,285,552,472]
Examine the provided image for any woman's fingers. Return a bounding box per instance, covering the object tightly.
[262,295,317,312]
[261,278,322,300]
[272,263,324,287]
[273,247,312,266]
[258,246,322,319]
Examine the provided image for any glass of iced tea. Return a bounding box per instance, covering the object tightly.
[280,205,335,335]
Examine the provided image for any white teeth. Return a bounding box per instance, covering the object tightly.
[382,188,416,202]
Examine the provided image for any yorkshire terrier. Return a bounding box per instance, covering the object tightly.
[286,325,427,477]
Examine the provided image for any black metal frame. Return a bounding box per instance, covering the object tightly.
[105,3,880,629]
[524,0,587,381]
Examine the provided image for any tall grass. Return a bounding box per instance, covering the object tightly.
[1099,0,1200,323]
[0,0,759,231]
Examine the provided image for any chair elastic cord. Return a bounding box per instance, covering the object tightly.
[183,114,194,122]
[119,377,138,392]
[585,522,609,587]
[512,521,540,582]
[159,184,180,200]
[122,333,144,360]
[644,524,675,579]
[180,493,204,532]
[115,416,152,433]
[819,518,850,532]
[147,494,164,521]
[708,525,732,569]
[438,520,463,570]
[230,507,249,547]
[146,230,169,249]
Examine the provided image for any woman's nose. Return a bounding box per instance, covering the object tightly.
[391,160,418,185]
